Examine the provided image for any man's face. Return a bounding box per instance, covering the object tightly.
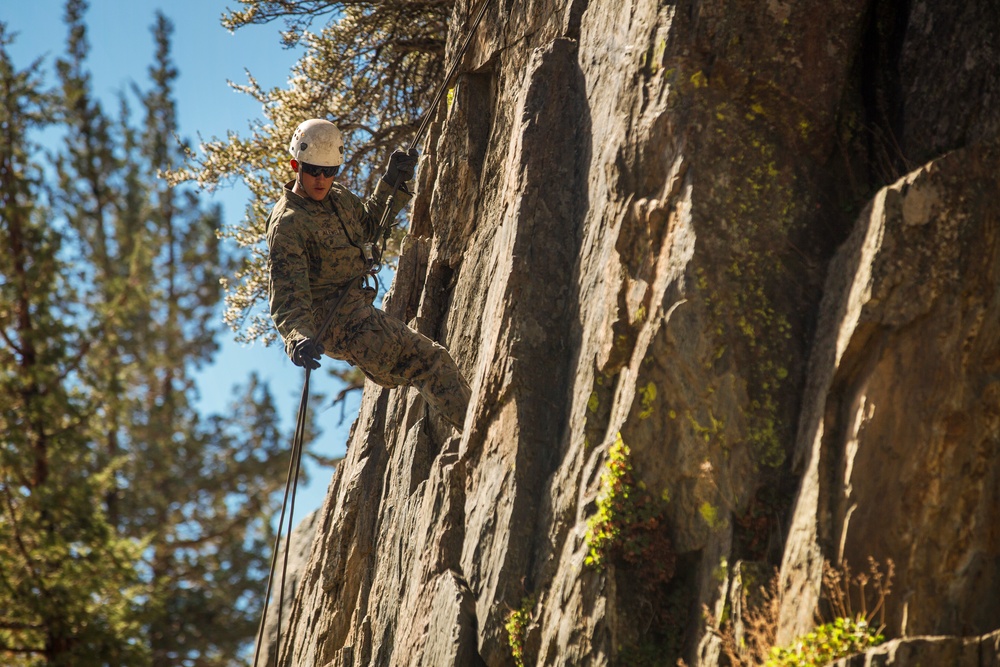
[292,160,339,201]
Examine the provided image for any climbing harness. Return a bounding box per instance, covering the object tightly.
[252,0,496,663]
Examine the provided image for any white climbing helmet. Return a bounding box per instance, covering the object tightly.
[288,119,345,167]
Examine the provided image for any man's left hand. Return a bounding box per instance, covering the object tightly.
[382,148,419,189]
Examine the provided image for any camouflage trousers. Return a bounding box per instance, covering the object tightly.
[322,304,471,431]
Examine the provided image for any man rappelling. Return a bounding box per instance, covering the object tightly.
[266,118,471,432]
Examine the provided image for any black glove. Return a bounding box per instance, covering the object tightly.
[291,338,324,370]
[382,148,419,189]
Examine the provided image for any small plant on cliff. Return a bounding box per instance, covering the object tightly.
[584,433,675,583]
[505,595,536,667]
[767,616,884,667]
[767,557,895,667]
[706,568,781,666]
[707,558,893,667]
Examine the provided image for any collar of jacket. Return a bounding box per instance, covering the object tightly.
[282,179,339,215]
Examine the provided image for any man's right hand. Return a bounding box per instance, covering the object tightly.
[291,338,325,370]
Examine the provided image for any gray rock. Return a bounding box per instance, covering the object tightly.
[276,1,1000,665]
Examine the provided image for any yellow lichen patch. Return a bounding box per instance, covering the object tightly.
[699,501,720,529]
[638,382,657,420]
[653,38,667,70]
[686,409,726,445]
[713,557,729,582]
[798,118,810,140]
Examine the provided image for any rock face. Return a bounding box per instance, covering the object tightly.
[829,628,1000,667]
[777,144,1000,646]
[276,1,1000,665]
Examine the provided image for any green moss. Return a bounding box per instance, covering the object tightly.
[505,595,536,667]
[585,434,674,581]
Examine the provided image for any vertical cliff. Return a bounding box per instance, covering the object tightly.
[274,0,1000,665]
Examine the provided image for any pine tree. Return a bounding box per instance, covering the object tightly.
[3,1,313,663]
[0,23,148,666]
[122,14,294,666]
[50,4,300,664]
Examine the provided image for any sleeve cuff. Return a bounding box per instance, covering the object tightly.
[377,177,413,198]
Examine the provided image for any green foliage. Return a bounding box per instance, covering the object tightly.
[709,559,894,667]
[505,595,535,667]
[766,616,884,667]
[1,19,149,664]
[173,0,454,344]
[1,6,304,664]
[585,433,634,568]
[584,434,674,584]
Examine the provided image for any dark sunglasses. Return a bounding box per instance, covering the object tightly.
[300,163,340,178]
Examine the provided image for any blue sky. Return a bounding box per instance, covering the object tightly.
[3,0,349,517]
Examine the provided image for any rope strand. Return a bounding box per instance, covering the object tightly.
[371,0,497,272]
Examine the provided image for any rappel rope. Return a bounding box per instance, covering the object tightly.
[366,0,496,275]
[252,0,496,663]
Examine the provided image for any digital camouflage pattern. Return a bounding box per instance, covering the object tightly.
[267,179,471,430]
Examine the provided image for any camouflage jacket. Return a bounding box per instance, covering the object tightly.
[266,179,411,357]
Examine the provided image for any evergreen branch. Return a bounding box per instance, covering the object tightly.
[330,383,363,426]
[0,326,22,357]
[223,0,452,31]
[0,620,43,631]
[0,487,46,595]
[53,335,93,383]
[0,641,44,655]
[305,451,345,468]
[41,407,94,442]
[157,510,261,552]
